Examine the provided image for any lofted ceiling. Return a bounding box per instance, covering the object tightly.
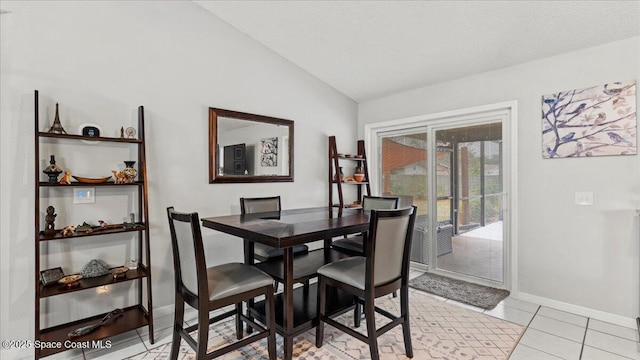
[195,1,640,103]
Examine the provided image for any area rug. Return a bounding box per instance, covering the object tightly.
[126,291,524,360]
[409,272,510,310]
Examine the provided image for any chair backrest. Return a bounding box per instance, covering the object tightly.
[362,195,399,212]
[240,196,281,214]
[365,206,417,287]
[167,207,207,299]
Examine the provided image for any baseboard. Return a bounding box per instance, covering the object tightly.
[516,291,637,329]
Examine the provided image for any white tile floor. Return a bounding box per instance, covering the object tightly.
[25,269,640,360]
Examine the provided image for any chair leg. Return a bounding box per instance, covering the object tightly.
[353,298,361,328]
[401,286,413,358]
[235,302,243,340]
[315,276,326,348]
[266,285,277,360]
[196,306,210,359]
[246,298,254,335]
[170,295,185,360]
[365,297,379,360]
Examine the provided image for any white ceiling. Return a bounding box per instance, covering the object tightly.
[196,1,640,102]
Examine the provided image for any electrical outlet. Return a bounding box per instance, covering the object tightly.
[575,191,594,206]
[74,187,95,204]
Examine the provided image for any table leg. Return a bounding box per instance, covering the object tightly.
[244,239,256,334]
[283,247,294,360]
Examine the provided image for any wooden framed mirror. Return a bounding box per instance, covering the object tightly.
[209,108,294,183]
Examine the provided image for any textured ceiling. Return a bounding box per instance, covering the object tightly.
[196,1,640,102]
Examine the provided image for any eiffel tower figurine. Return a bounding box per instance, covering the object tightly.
[48,103,67,134]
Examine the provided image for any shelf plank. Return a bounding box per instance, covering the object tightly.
[331,181,368,185]
[38,132,142,143]
[39,181,143,187]
[250,283,354,333]
[39,265,149,298]
[39,223,146,241]
[38,305,150,358]
[336,156,366,161]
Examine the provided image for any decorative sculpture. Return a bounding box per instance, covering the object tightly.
[80,259,110,278]
[59,171,72,184]
[48,103,68,134]
[62,225,76,236]
[44,206,57,236]
[43,155,63,183]
[112,170,126,184]
[68,308,123,339]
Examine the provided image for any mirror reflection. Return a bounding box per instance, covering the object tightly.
[209,108,294,183]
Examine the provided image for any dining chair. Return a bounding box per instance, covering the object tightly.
[331,195,399,255]
[240,196,309,262]
[167,207,276,360]
[316,206,417,360]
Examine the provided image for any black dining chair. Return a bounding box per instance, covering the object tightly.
[240,196,309,263]
[167,207,276,360]
[316,206,417,360]
[332,195,400,325]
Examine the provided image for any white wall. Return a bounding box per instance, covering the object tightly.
[359,37,640,324]
[0,1,357,353]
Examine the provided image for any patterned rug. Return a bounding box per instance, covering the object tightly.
[126,291,523,359]
[410,273,510,310]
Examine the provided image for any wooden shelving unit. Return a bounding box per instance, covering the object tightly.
[328,136,371,217]
[33,90,154,358]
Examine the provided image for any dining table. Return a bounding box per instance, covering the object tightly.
[201,206,369,360]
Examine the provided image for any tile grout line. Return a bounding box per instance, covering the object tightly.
[508,304,540,356]
[578,317,589,359]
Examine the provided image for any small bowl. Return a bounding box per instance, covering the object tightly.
[58,274,82,288]
[111,267,128,280]
[354,174,365,182]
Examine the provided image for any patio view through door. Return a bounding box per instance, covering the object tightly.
[377,121,505,284]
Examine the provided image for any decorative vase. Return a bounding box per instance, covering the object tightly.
[334,167,344,182]
[353,166,364,182]
[123,161,137,183]
[43,155,63,183]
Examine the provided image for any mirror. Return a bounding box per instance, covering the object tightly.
[209,108,294,183]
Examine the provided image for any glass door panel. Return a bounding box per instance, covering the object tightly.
[378,130,429,265]
[434,122,504,283]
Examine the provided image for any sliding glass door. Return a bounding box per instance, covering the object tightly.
[374,118,507,286]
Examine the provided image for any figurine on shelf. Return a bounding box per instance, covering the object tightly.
[112,170,126,184]
[120,126,125,139]
[43,155,63,183]
[59,171,72,184]
[62,225,76,237]
[123,161,137,183]
[48,103,68,134]
[44,206,57,236]
[75,222,93,233]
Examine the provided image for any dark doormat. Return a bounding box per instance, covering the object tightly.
[409,272,509,310]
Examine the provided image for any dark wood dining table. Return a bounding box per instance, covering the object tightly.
[201,207,369,360]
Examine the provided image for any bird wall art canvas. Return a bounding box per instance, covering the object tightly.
[542,80,636,158]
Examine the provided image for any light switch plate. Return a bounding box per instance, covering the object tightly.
[74,187,95,204]
[575,191,594,206]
